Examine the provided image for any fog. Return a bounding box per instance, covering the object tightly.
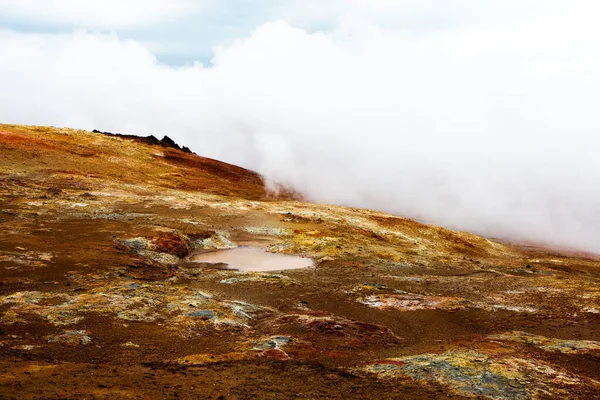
[2,6,600,252]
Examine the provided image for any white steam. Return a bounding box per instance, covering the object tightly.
[1,10,600,252]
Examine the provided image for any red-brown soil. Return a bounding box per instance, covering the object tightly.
[1,124,599,399]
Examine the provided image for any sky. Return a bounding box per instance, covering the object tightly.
[1,1,600,253]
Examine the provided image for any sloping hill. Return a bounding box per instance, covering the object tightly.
[0,124,272,199]
[1,124,599,399]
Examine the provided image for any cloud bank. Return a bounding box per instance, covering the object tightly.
[1,3,600,253]
[0,0,202,29]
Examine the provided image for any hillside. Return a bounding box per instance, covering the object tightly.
[1,124,599,399]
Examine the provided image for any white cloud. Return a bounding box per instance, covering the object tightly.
[0,0,205,29]
[1,3,600,253]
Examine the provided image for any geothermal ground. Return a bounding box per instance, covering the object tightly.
[0,124,599,399]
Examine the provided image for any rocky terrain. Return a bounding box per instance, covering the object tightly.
[1,124,599,399]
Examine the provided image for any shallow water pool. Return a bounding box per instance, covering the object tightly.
[190,247,313,272]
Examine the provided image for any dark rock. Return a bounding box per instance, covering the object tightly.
[92,129,193,154]
[161,136,180,149]
[186,310,215,320]
[143,135,162,146]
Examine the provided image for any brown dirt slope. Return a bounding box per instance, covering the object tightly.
[0,124,271,199]
[1,124,599,399]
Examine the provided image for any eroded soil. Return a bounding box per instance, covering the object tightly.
[1,124,599,399]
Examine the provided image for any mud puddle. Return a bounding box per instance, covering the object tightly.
[190,247,313,272]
